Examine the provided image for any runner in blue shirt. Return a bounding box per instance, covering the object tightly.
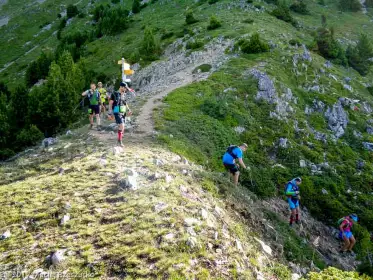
[222,143,248,185]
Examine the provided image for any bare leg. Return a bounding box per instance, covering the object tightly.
[290,208,296,225]
[233,171,240,186]
[295,207,300,223]
[341,235,350,251]
[89,114,94,126]
[348,236,356,251]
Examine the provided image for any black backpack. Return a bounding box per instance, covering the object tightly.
[226,145,238,159]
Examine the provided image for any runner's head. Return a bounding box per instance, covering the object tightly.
[349,214,358,222]
[294,177,302,185]
[90,82,96,91]
[98,82,103,88]
[240,143,248,152]
[119,82,127,93]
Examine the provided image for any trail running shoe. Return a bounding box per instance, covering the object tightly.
[90,124,93,129]
[117,140,123,147]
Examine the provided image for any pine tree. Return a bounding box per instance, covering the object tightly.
[132,0,141,13]
[140,26,161,61]
[347,33,373,76]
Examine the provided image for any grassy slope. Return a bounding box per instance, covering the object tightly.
[1,0,373,88]
[0,124,319,279]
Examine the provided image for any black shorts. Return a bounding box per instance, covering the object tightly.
[114,113,126,124]
[224,163,239,174]
[89,105,100,115]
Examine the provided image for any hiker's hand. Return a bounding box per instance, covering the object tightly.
[246,166,251,171]
[127,111,132,116]
[297,195,301,200]
[295,191,299,195]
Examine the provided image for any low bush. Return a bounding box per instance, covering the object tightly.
[208,0,219,4]
[66,4,79,18]
[207,16,222,30]
[247,0,253,3]
[290,0,310,14]
[308,267,368,279]
[185,10,198,25]
[270,5,297,26]
[339,0,362,12]
[243,18,254,24]
[289,38,301,46]
[235,33,270,54]
[192,64,212,73]
[161,31,174,40]
[186,40,204,50]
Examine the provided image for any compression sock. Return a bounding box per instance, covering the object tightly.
[117,130,122,141]
[289,215,295,225]
[296,214,299,222]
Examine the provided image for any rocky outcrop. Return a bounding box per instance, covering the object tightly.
[324,101,348,138]
[249,69,294,120]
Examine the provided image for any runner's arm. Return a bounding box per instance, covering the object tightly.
[237,158,247,169]
[82,90,88,96]
[339,221,347,237]
[285,184,296,196]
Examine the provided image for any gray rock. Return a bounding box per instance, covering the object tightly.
[353,130,363,139]
[324,60,332,68]
[153,159,164,166]
[186,236,199,248]
[234,126,245,134]
[362,102,372,114]
[309,85,320,93]
[343,84,353,92]
[60,214,70,226]
[344,77,352,84]
[186,227,197,236]
[278,138,289,148]
[250,69,277,104]
[357,160,365,170]
[184,218,201,227]
[367,126,373,135]
[223,87,237,93]
[51,250,65,265]
[0,230,11,240]
[235,239,243,251]
[164,233,175,240]
[172,155,182,162]
[305,105,313,115]
[200,209,208,220]
[292,273,301,280]
[321,188,328,195]
[66,130,73,136]
[299,160,306,168]
[42,137,57,148]
[363,142,373,151]
[302,45,312,62]
[325,101,348,138]
[154,202,168,213]
[313,99,325,112]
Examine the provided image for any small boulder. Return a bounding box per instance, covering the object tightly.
[49,250,65,266]
[172,155,181,162]
[60,214,70,226]
[321,188,328,195]
[164,233,175,240]
[254,237,272,256]
[200,209,208,220]
[186,227,197,236]
[154,202,168,213]
[299,160,306,168]
[292,273,301,280]
[184,218,201,227]
[0,230,11,240]
[186,237,199,248]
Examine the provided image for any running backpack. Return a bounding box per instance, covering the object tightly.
[337,217,350,228]
[226,145,238,159]
[89,90,100,105]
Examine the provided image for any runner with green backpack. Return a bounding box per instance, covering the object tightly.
[338,214,358,255]
[108,82,132,147]
[82,83,101,130]
[222,143,248,185]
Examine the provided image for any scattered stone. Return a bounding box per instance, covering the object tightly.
[184,218,201,227]
[254,237,272,256]
[200,209,208,220]
[278,138,289,148]
[325,101,348,138]
[186,227,197,236]
[164,233,175,240]
[42,137,57,148]
[302,45,312,62]
[181,157,189,165]
[321,188,328,195]
[60,214,70,226]
[186,237,199,248]
[181,169,189,175]
[324,61,332,68]
[165,174,173,183]
[234,126,245,134]
[353,130,363,139]
[99,158,107,166]
[235,239,243,251]
[179,185,188,193]
[154,202,168,213]
[124,170,138,190]
[363,142,373,151]
[343,84,353,92]
[357,160,365,170]
[172,155,181,162]
[0,230,11,240]
[223,87,237,93]
[63,143,71,149]
[292,273,301,280]
[112,146,124,155]
[49,250,65,266]
[153,159,164,166]
[66,130,73,136]
[95,208,102,214]
[214,231,219,240]
[59,168,65,175]
[299,160,306,168]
